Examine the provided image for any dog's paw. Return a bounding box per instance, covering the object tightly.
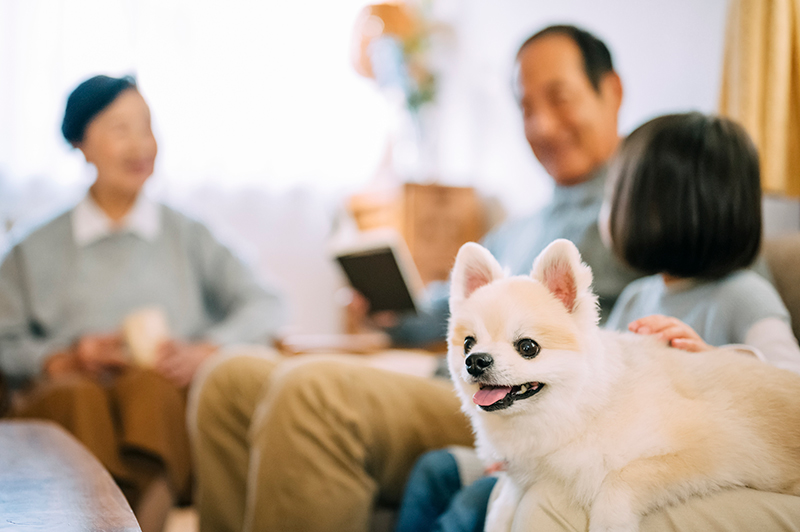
[485,506,514,532]
[588,489,639,532]
[588,524,638,532]
[485,475,521,532]
[588,510,638,532]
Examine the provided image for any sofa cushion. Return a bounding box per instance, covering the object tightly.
[763,233,800,341]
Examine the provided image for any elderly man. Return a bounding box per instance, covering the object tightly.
[191,24,637,532]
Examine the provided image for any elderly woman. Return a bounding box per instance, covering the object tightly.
[0,75,285,531]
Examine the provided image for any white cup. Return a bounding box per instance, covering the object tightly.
[122,306,170,367]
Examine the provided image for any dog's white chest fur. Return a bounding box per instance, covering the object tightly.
[446,240,800,532]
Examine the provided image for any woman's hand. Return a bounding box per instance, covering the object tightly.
[154,340,218,388]
[628,314,713,352]
[45,333,129,378]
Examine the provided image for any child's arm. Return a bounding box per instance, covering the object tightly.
[742,317,800,374]
[630,314,800,374]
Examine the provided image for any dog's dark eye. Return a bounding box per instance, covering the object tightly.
[464,336,476,354]
[515,338,540,359]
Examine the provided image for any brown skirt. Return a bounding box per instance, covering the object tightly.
[11,367,192,508]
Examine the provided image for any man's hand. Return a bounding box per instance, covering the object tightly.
[628,314,712,352]
[45,332,129,378]
[342,288,398,332]
[154,340,218,388]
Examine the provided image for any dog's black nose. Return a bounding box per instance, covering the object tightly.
[465,353,493,377]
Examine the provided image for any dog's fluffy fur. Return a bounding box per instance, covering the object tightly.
[447,239,800,532]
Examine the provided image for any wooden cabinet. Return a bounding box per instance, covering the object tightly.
[348,183,487,285]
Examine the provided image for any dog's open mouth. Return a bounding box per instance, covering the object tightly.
[473,382,544,411]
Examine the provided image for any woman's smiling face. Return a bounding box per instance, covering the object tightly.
[77,88,157,197]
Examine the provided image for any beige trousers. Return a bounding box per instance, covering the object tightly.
[511,480,800,531]
[189,352,473,532]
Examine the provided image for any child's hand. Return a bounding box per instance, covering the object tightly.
[628,314,713,352]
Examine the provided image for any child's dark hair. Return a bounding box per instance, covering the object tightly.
[607,112,762,280]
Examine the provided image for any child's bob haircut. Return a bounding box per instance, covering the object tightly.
[607,112,762,280]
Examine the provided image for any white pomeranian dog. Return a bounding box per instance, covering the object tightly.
[446,239,800,532]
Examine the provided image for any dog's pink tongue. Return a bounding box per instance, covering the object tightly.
[473,386,512,406]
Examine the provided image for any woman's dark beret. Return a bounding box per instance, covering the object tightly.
[61,75,137,144]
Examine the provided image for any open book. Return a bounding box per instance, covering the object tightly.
[331,229,425,314]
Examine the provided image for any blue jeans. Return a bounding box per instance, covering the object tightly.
[395,449,498,532]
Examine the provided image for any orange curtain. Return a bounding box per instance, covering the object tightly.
[719,0,800,197]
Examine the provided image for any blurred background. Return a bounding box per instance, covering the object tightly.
[1,0,797,335]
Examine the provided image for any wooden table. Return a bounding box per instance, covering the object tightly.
[0,420,141,531]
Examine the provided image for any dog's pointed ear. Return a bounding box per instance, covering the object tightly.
[450,242,505,305]
[531,239,595,317]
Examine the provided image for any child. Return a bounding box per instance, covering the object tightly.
[395,112,800,532]
[602,112,800,370]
